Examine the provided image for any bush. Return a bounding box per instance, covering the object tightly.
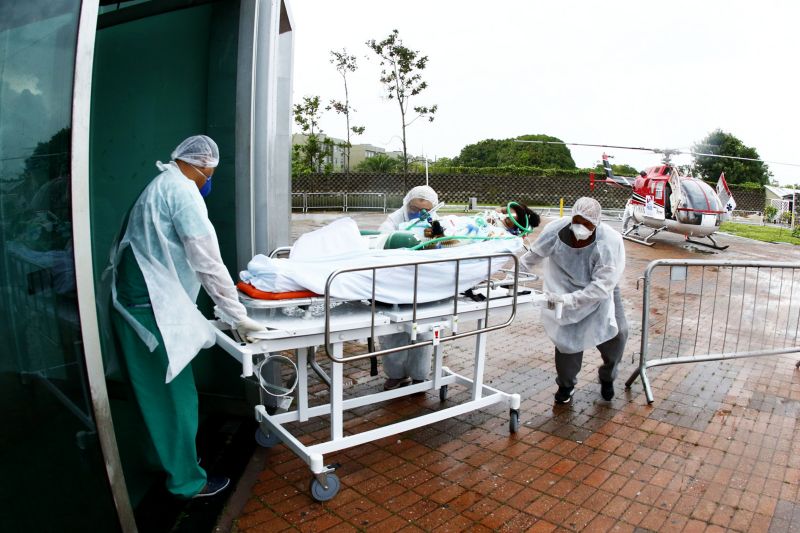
[763,204,778,223]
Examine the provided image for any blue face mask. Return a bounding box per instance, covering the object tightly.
[190,164,213,198]
[199,176,213,198]
[407,210,421,220]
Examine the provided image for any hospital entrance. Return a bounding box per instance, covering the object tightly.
[1,0,292,531]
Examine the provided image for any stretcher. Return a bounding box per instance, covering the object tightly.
[212,250,554,501]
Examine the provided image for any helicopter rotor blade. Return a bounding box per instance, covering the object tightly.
[678,150,800,168]
[514,140,800,168]
[513,140,666,154]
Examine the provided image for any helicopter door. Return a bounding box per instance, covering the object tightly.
[647,183,664,220]
[668,172,683,220]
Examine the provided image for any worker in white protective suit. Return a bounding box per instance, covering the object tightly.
[110,135,265,499]
[379,185,439,233]
[378,185,439,389]
[521,197,628,404]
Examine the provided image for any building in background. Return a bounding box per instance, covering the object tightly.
[292,133,346,171]
[349,143,388,168]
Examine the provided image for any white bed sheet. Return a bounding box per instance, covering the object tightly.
[240,217,524,304]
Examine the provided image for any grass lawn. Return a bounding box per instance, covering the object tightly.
[719,222,800,245]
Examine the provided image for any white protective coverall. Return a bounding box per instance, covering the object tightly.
[521,217,626,355]
[112,161,249,382]
[377,185,439,383]
[379,185,439,232]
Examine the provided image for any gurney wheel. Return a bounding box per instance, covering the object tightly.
[310,473,340,502]
[255,427,280,448]
[439,385,448,402]
[509,409,520,433]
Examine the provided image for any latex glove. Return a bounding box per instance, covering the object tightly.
[235,317,266,343]
[544,291,574,309]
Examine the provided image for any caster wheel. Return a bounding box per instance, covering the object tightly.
[509,409,520,433]
[255,427,281,448]
[439,384,448,402]
[310,473,340,502]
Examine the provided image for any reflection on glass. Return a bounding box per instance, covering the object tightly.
[0,2,118,531]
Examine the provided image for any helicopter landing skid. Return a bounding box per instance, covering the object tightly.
[685,234,729,251]
[622,224,666,247]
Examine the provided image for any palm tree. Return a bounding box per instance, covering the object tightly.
[355,154,401,173]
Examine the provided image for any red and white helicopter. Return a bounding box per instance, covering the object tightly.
[516,140,747,250]
[591,149,734,249]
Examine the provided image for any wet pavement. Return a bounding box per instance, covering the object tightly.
[223,211,800,533]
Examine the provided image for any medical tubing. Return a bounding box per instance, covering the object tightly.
[506,201,532,235]
[407,234,516,251]
[405,209,431,230]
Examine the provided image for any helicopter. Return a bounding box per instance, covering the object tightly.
[514,140,778,250]
[592,149,731,249]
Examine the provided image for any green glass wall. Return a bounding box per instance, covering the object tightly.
[0,2,120,531]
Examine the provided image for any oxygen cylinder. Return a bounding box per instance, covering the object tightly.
[377,231,422,249]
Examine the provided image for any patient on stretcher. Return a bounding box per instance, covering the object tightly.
[377,201,540,250]
[238,216,526,304]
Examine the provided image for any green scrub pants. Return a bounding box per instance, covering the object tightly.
[112,247,207,499]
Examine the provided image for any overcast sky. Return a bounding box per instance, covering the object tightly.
[289,0,800,185]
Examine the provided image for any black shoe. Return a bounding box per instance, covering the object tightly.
[554,386,574,404]
[600,380,614,401]
[192,476,230,498]
[384,377,411,390]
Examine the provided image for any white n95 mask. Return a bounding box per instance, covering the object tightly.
[570,223,593,241]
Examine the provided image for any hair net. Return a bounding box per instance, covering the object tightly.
[403,185,438,207]
[171,135,220,168]
[572,197,602,226]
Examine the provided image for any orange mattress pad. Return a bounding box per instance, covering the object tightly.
[236,281,319,300]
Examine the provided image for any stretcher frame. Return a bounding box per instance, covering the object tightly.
[213,252,542,501]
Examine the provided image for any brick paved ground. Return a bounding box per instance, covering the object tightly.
[225,212,800,532]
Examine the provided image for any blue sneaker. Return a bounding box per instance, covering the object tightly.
[192,476,230,498]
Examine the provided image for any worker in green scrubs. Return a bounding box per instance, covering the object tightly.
[111,135,265,498]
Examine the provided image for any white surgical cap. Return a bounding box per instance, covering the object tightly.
[171,135,220,168]
[572,197,602,226]
[403,185,438,207]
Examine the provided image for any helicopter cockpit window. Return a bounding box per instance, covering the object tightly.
[677,179,721,224]
[655,182,664,199]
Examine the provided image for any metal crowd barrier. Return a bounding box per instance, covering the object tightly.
[291,192,387,213]
[344,192,387,212]
[626,259,800,403]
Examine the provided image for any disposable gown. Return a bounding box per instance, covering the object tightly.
[379,206,411,232]
[112,162,247,382]
[521,217,625,353]
[378,186,439,232]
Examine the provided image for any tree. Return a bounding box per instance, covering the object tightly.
[692,129,771,185]
[328,49,365,173]
[366,29,437,174]
[293,95,328,172]
[454,135,576,168]
[594,162,638,176]
[453,139,504,167]
[428,156,455,170]
[354,153,401,173]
